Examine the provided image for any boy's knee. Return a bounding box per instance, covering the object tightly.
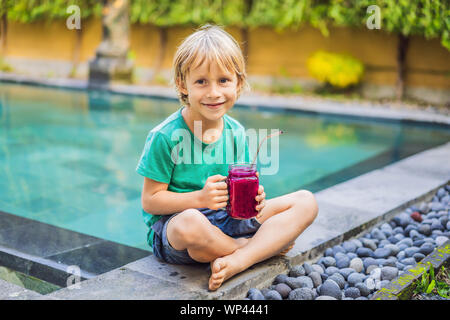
[294,190,319,223]
[171,209,208,244]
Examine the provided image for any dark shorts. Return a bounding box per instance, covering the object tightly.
[151,208,262,264]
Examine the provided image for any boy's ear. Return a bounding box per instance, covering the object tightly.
[176,77,188,95]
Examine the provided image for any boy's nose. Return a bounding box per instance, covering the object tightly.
[206,83,221,99]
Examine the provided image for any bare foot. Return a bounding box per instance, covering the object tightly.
[278,241,295,256]
[208,254,245,291]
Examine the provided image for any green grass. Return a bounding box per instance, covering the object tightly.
[413,263,450,299]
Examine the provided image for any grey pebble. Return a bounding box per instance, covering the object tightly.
[308,271,322,288]
[347,273,366,287]
[349,258,364,273]
[289,265,306,277]
[329,273,346,290]
[264,290,283,300]
[344,287,361,299]
[381,266,398,281]
[319,279,341,300]
[274,283,291,299]
[288,287,314,300]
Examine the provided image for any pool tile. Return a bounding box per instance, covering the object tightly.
[0,219,102,258]
[46,241,149,275]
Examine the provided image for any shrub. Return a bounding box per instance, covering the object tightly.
[307,50,364,89]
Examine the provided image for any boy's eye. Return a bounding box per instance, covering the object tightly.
[196,79,206,85]
[220,78,229,84]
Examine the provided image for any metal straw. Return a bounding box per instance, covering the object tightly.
[251,130,285,166]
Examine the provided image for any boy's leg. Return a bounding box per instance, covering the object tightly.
[209,189,318,290]
[166,209,248,263]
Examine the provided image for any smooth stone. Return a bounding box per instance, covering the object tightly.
[349,258,364,273]
[264,290,283,300]
[273,274,289,285]
[350,239,363,248]
[302,263,313,275]
[289,265,306,277]
[346,252,357,260]
[336,257,350,269]
[397,238,413,247]
[371,228,387,241]
[387,236,399,244]
[311,264,324,274]
[334,252,347,260]
[370,267,381,281]
[383,244,400,256]
[347,273,366,287]
[328,273,346,290]
[297,276,314,289]
[247,288,265,300]
[319,280,341,300]
[361,238,377,251]
[275,283,292,299]
[365,264,379,275]
[308,271,322,288]
[381,266,398,281]
[332,245,346,255]
[419,243,435,255]
[363,257,378,270]
[373,247,391,259]
[344,287,361,299]
[413,239,425,247]
[288,288,314,300]
[285,277,304,289]
[364,278,376,290]
[404,246,420,257]
[325,266,340,276]
[325,248,334,257]
[400,257,416,265]
[356,247,374,258]
[413,253,425,262]
[342,241,357,253]
[418,224,432,237]
[322,257,336,268]
[355,283,370,297]
[431,220,444,231]
[435,236,449,246]
[393,227,404,235]
[338,268,356,280]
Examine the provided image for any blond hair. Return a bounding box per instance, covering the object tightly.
[173,24,249,106]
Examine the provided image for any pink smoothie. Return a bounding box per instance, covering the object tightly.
[226,164,259,219]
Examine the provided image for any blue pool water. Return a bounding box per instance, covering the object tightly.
[0,82,449,251]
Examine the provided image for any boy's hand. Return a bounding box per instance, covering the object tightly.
[200,174,228,210]
[255,172,266,219]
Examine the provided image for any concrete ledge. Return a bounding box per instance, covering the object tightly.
[0,279,43,300]
[35,141,450,300]
[371,240,450,300]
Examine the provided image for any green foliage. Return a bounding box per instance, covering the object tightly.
[3,0,449,50]
[5,0,102,23]
[307,50,364,88]
[414,263,450,299]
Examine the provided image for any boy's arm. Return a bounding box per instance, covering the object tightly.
[141,175,228,215]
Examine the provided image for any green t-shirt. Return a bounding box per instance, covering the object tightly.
[136,107,252,248]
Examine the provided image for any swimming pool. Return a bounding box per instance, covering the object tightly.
[1,82,449,253]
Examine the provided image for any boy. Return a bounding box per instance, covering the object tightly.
[137,25,318,291]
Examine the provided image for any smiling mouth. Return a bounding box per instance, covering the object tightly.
[202,102,225,108]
